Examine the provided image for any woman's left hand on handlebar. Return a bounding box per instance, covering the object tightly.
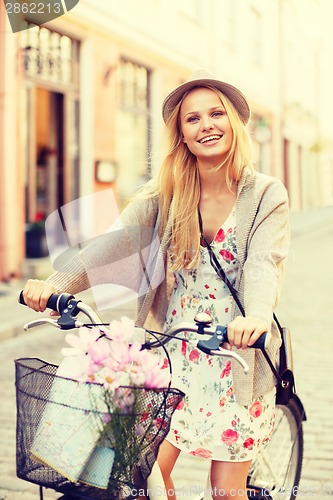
[227,316,269,350]
[22,279,58,313]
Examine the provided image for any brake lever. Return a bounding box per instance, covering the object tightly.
[23,318,61,331]
[211,347,249,374]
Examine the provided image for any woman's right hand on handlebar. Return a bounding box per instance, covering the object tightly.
[22,279,58,313]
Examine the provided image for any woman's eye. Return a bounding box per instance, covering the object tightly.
[212,111,224,117]
[187,116,199,123]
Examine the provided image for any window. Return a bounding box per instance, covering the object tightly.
[19,23,80,85]
[120,59,150,112]
[116,59,151,201]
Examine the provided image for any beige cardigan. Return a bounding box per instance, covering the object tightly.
[47,169,290,405]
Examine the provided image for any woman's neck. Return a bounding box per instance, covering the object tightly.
[198,165,235,198]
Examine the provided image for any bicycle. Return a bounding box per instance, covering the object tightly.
[16,291,305,500]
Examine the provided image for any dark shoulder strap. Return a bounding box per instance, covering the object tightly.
[198,209,244,313]
[199,210,284,383]
[198,210,282,330]
[201,232,246,316]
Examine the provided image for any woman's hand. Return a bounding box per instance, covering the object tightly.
[227,316,269,350]
[22,279,58,313]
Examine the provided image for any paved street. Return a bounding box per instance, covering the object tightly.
[274,216,333,498]
[0,207,333,499]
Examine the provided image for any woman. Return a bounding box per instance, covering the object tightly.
[23,70,290,499]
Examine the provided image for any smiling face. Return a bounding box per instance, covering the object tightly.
[179,87,233,166]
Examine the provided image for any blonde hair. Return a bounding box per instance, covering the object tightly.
[141,86,255,270]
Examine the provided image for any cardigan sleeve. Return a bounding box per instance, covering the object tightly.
[46,196,159,295]
[241,178,290,327]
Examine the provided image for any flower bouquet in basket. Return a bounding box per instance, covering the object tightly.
[30,317,183,496]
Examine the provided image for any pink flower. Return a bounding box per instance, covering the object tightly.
[220,360,232,378]
[100,368,128,389]
[61,328,111,382]
[189,349,200,363]
[226,386,234,397]
[102,413,112,423]
[219,249,235,262]
[143,367,170,388]
[108,340,131,369]
[128,341,144,362]
[60,318,170,411]
[190,448,213,459]
[176,399,184,411]
[35,211,45,223]
[154,417,168,429]
[243,437,255,450]
[87,337,111,366]
[161,358,169,369]
[138,352,170,388]
[181,340,187,356]
[62,327,101,357]
[56,354,92,382]
[214,228,225,243]
[107,317,135,342]
[140,412,150,423]
[221,429,239,445]
[127,365,146,386]
[209,294,216,299]
[113,386,135,411]
[135,424,145,436]
[249,401,263,418]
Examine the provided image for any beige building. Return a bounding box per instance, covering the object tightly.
[0,0,332,281]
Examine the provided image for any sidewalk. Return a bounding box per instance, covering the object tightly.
[288,205,333,238]
[1,205,333,341]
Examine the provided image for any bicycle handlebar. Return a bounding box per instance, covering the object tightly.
[18,290,105,328]
[18,290,271,351]
[18,291,75,314]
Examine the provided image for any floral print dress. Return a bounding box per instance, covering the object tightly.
[160,207,276,462]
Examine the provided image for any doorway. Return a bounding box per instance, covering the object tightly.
[19,25,80,259]
[34,88,64,220]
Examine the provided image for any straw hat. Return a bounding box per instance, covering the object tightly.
[162,69,251,124]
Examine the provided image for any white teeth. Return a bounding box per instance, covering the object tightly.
[200,135,221,143]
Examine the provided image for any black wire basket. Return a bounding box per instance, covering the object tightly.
[15,357,184,499]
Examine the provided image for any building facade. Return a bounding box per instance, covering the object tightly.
[0,0,332,281]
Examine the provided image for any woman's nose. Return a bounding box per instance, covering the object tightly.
[201,117,214,131]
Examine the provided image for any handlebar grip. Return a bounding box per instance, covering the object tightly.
[18,290,75,314]
[217,325,271,349]
[248,332,271,349]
